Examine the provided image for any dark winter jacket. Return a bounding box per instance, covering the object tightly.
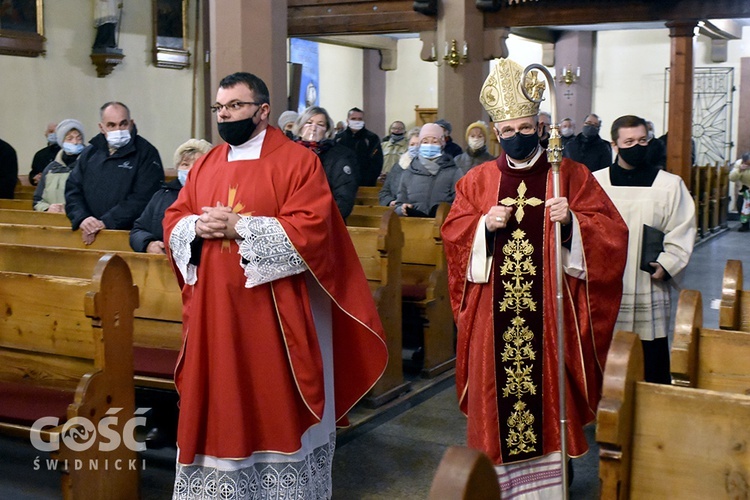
[563,133,612,172]
[317,140,358,219]
[395,154,462,217]
[453,146,495,175]
[379,152,410,206]
[334,127,383,187]
[65,125,164,230]
[30,143,61,186]
[0,138,18,199]
[129,178,181,252]
[33,150,79,211]
[443,138,463,159]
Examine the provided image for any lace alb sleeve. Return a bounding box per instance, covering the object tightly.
[235,215,307,288]
[169,214,200,285]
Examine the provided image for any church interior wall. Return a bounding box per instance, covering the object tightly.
[318,43,364,127]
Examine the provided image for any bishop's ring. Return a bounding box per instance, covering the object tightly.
[495,216,504,222]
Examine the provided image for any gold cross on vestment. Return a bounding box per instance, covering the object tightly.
[500,181,543,223]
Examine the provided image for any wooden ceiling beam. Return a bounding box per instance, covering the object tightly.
[288,1,436,37]
[484,0,750,29]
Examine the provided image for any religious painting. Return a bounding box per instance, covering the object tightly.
[152,0,190,69]
[290,38,320,113]
[0,0,44,57]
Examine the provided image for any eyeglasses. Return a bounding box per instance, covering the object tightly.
[497,124,536,140]
[209,101,261,114]
[619,138,650,147]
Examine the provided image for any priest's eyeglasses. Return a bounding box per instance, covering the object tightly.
[497,123,536,139]
[210,101,261,113]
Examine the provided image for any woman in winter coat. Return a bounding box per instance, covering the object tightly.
[129,139,212,253]
[293,106,359,219]
[379,127,420,206]
[33,119,86,213]
[453,120,496,175]
[395,123,463,217]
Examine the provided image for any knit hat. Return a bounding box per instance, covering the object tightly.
[277,111,299,130]
[419,123,444,142]
[173,138,213,167]
[434,119,452,134]
[480,58,544,122]
[55,119,85,147]
[465,121,489,142]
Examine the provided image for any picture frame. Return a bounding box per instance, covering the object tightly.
[0,0,44,57]
[153,0,190,69]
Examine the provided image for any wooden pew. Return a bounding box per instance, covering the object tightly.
[356,185,381,206]
[719,259,750,333]
[0,223,133,252]
[350,204,391,218]
[672,287,750,395]
[0,199,33,210]
[0,208,70,226]
[598,330,750,499]
[347,203,455,377]
[428,446,501,500]
[0,243,182,391]
[0,254,140,499]
[347,208,411,406]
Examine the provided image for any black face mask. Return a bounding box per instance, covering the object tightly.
[618,144,650,169]
[582,125,599,138]
[500,132,539,161]
[217,108,260,146]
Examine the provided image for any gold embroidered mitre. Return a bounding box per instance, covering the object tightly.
[480,58,545,122]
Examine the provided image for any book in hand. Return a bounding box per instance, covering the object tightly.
[640,224,665,274]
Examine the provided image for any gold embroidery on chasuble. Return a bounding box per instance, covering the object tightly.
[493,169,548,462]
[221,185,253,252]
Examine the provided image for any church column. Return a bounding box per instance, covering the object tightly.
[738,57,750,158]
[553,31,594,131]
[436,0,485,146]
[363,49,387,137]
[207,0,288,142]
[665,21,697,187]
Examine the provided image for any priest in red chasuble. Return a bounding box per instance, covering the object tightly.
[163,72,387,500]
[441,59,628,497]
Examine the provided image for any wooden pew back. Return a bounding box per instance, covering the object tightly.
[355,185,380,206]
[672,288,750,395]
[719,259,750,332]
[598,330,750,500]
[0,208,70,226]
[0,199,33,210]
[0,223,133,251]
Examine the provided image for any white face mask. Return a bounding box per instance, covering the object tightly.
[467,137,485,150]
[560,126,574,138]
[177,169,189,186]
[348,120,365,131]
[47,133,58,144]
[106,129,131,149]
[301,123,327,142]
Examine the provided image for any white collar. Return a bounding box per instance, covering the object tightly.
[506,145,544,170]
[227,129,267,161]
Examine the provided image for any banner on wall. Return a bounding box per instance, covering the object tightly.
[290,39,320,113]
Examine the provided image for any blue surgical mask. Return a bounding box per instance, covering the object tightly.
[177,169,189,186]
[47,133,58,144]
[407,145,419,158]
[62,142,84,155]
[419,144,442,159]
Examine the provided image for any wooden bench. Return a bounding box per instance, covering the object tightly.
[355,185,381,206]
[672,287,750,395]
[350,204,391,218]
[0,208,70,226]
[347,203,455,377]
[0,223,133,252]
[428,446,501,500]
[0,254,140,499]
[597,330,750,499]
[0,199,33,210]
[719,259,750,333]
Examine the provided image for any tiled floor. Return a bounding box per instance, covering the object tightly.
[1,223,747,499]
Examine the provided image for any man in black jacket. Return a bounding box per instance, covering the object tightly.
[29,122,60,186]
[65,101,163,245]
[563,113,612,172]
[334,107,383,186]
[0,137,18,199]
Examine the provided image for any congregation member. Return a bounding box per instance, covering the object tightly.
[380,120,408,178]
[453,121,495,175]
[394,123,462,217]
[293,106,359,219]
[129,138,212,253]
[441,58,628,497]
[335,107,383,186]
[65,101,163,245]
[595,115,696,384]
[163,72,387,499]
[560,117,576,149]
[645,119,667,169]
[33,119,86,213]
[730,152,750,232]
[29,122,60,186]
[277,110,299,140]
[563,113,612,172]
[434,119,463,158]
[0,135,18,199]
[537,110,552,148]
[379,127,419,207]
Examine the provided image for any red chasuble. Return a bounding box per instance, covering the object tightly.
[163,126,388,464]
[441,153,628,465]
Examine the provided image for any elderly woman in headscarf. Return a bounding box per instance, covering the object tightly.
[394,122,463,217]
[34,119,86,213]
[453,120,496,175]
[293,106,359,219]
[129,138,212,253]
